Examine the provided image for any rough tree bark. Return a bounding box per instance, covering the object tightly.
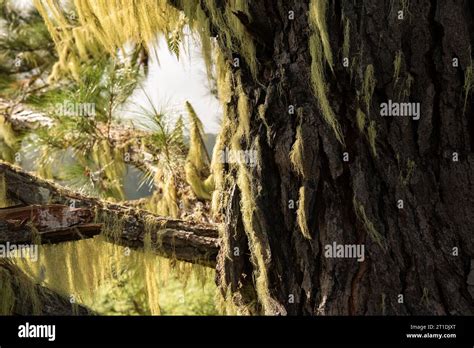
[0,162,219,267]
[203,0,473,315]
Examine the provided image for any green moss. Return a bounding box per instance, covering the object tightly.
[309,0,334,70]
[363,64,376,113]
[309,33,344,144]
[353,197,385,248]
[184,101,213,201]
[296,185,312,239]
[393,50,403,83]
[356,108,366,132]
[289,123,307,178]
[237,83,251,141]
[367,121,377,157]
[236,160,274,313]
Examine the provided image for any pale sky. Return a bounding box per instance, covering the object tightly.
[15,0,222,134]
[123,36,222,134]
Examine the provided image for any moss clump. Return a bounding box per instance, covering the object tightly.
[296,185,312,239]
[309,0,334,70]
[308,31,344,144]
[353,197,385,248]
[367,121,377,157]
[393,50,403,83]
[184,101,214,201]
[356,108,366,132]
[236,158,275,314]
[363,64,376,113]
[237,83,251,142]
[289,123,308,179]
[308,0,344,145]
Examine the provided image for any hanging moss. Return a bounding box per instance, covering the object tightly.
[296,185,312,239]
[363,64,376,113]
[237,83,251,142]
[353,197,385,248]
[184,101,214,201]
[308,27,344,144]
[367,120,378,157]
[0,260,43,315]
[356,108,366,132]
[393,50,403,83]
[290,125,305,178]
[309,0,334,70]
[236,165,274,313]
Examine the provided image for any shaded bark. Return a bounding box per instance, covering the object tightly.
[207,0,473,315]
[0,261,92,315]
[1,162,219,267]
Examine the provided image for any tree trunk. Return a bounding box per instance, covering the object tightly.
[210,0,474,315]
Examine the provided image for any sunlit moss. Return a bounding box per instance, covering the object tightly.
[296,185,312,239]
[184,102,214,201]
[16,226,217,315]
[237,83,251,142]
[356,108,366,132]
[353,197,384,248]
[309,0,334,70]
[308,28,344,144]
[289,121,308,179]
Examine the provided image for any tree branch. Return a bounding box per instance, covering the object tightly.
[0,161,219,267]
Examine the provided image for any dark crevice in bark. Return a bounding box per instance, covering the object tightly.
[426,0,443,161]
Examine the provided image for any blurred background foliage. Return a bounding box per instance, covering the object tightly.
[0,0,219,315]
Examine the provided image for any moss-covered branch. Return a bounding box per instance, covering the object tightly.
[0,161,219,267]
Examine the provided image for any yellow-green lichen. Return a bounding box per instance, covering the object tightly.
[363,64,376,113]
[353,197,385,248]
[367,120,377,157]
